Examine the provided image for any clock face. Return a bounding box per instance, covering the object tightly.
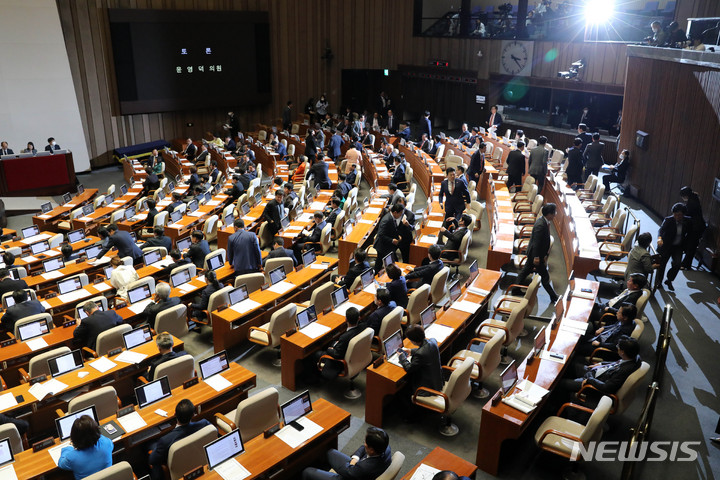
[501,41,529,75]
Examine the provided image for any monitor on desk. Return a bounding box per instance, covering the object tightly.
[280,215,290,230]
[77,184,85,195]
[228,285,248,306]
[157,190,165,201]
[82,204,94,216]
[0,438,14,468]
[268,266,286,286]
[3,293,24,308]
[123,325,153,350]
[40,202,52,214]
[120,184,128,196]
[206,253,224,271]
[204,429,245,471]
[170,269,191,288]
[127,284,152,304]
[468,260,479,282]
[420,305,436,329]
[129,231,137,242]
[21,225,39,239]
[55,405,98,440]
[143,249,162,266]
[7,269,18,281]
[83,244,102,260]
[533,326,546,355]
[382,252,395,270]
[58,276,83,295]
[176,236,192,252]
[360,268,375,289]
[254,192,262,205]
[18,317,50,342]
[241,202,250,215]
[330,286,349,309]
[124,206,136,220]
[105,193,115,204]
[48,349,84,377]
[302,249,316,267]
[167,181,175,192]
[449,280,462,302]
[78,301,104,320]
[500,361,518,395]
[224,213,233,228]
[383,329,403,357]
[187,199,199,213]
[30,240,50,255]
[67,229,85,244]
[43,257,64,273]
[281,390,312,430]
[62,193,72,204]
[296,305,317,329]
[169,210,182,224]
[199,350,229,380]
[135,376,172,409]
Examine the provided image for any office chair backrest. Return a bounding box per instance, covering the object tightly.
[264,258,295,284]
[523,274,542,312]
[169,263,196,280]
[154,354,195,390]
[155,304,189,339]
[615,361,650,415]
[267,303,298,347]
[203,249,226,271]
[406,284,431,325]
[580,396,613,444]
[0,424,23,454]
[478,332,505,381]
[234,387,280,443]
[143,246,168,258]
[345,328,374,378]
[376,451,406,480]
[430,267,450,304]
[167,424,218,480]
[83,461,135,480]
[631,318,644,341]
[635,288,651,319]
[308,282,334,313]
[234,273,265,294]
[505,299,530,344]
[96,324,132,356]
[29,346,71,379]
[378,307,404,344]
[442,357,474,414]
[126,276,156,296]
[69,386,118,420]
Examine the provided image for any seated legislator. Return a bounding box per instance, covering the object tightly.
[45,137,61,151]
[141,227,172,252]
[189,270,222,321]
[384,264,408,308]
[109,256,139,302]
[293,212,327,260]
[168,193,183,214]
[61,244,81,264]
[325,197,343,228]
[365,288,397,336]
[333,249,370,289]
[578,304,637,356]
[227,219,262,275]
[0,142,13,156]
[1,289,45,334]
[603,149,630,191]
[391,156,406,185]
[263,237,298,268]
[145,199,159,228]
[302,426,391,480]
[74,300,124,352]
[405,244,444,289]
[625,233,658,281]
[316,307,366,381]
[95,224,143,263]
[183,231,210,270]
[224,175,245,200]
[0,268,28,298]
[283,183,298,210]
[142,166,160,196]
[373,205,403,273]
[590,273,646,325]
[399,325,443,403]
[143,283,182,331]
[148,399,212,480]
[187,166,201,190]
[158,249,192,277]
[346,163,358,187]
[146,332,188,381]
[437,214,471,260]
[58,415,113,479]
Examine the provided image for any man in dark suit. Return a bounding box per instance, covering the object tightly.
[315,307,367,381]
[143,283,182,330]
[209,162,221,184]
[334,249,370,289]
[224,175,244,200]
[373,205,403,273]
[194,145,209,165]
[406,244,444,289]
[578,304,637,356]
[1,290,45,333]
[566,138,585,187]
[304,127,318,161]
[657,203,692,290]
[420,111,432,141]
[263,190,286,235]
[144,199,158,228]
[325,197,343,228]
[457,124,471,143]
[0,142,13,156]
[467,143,486,185]
[45,137,61,151]
[0,269,28,299]
[346,163,358,186]
[577,107,591,129]
[528,136,549,192]
[397,123,411,141]
[385,110,397,134]
[183,231,210,269]
[399,325,443,400]
[223,135,236,152]
[329,129,343,163]
[302,425,391,480]
[590,273,647,325]
[487,105,503,129]
[391,156,406,186]
[263,237,297,267]
[227,219,262,274]
[148,399,211,480]
[505,141,526,190]
[293,213,327,260]
[140,226,172,252]
[74,300,123,352]
[142,167,160,196]
[394,196,416,264]
[514,204,559,303]
[576,124,593,151]
[366,289,397,335]
[603,149,629,191]
[337,176,352,198]
[283,183,298,210]
[157,249,192,277]
[182,138,197,160]
[438,167,471,220]
[146,333,187,380]
[306,158,332,190]
[95,224,143,263]
[583,133,605,181]
[167,193,183,214]
[438,214,471,260]
[282,101,293,131]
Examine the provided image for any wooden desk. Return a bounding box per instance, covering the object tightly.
[164,194,231,242]
[485,178,516,271]
[402,447,477,480]
[71,186,145,235]
[337,198,386,276]
[210,257,337,352]
[475,278,598,475]
[32,189,98,231]
[365,269,502,427]
[408,201,446,266]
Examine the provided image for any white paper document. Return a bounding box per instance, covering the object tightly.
[409,463,441,480]
[467,286,490,297]
[363,283,378,295]
[229,298,262,314]
[297,213,314,223]
[29,383,50,401]
[93,282,112,292]
[268,281,295,294]
[310,262,330,270]
[275,417,323,448]
[310,201,327,211]
[128,298,154,314]
[560,318,589,334]
[502,394,537,414]
[44,378,69,395]
[41,301,52,309]
[115,350,148,364]
[358,219,374,225]
[176,283,196,293]
[58,289,91,303]
[118,411,147,433]
[26,337,49,351]
[0,393,18,411]
[450,300,481,314]
[37,214,52,219]
[90,356,117,373]
[215,459,251,480]
[515,379,550,404]
[539,350,567,364]
[205,374,232,392]
[572,288,595,300]
[424,324,454,343]
[48,441,71,466]
[21,255,37,263]
[207,200,221,206]
[426,220,444,228]
[300,322,331,339]
[42,271,64,280]
[419,235,438,244]
[333,302,363,316]
[366,207,382,214]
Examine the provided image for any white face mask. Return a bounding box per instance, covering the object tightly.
[51,141,56,146]
[619,154,625,160]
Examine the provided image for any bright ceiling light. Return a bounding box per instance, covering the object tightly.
[586,0,615,24]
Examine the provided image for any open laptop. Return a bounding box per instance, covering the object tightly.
[281,390,312,431]
[103,265,114,279]
[533,326,546,357]
[198,351,230,380]
[120,184,128,196]
[124,206,136,221]
[30,240,50,256]
[383,330,404,367]
[241,202,250,215]
[40,202,52,214]
[127,283,153,305]
[48,349,84,377]
[105,193,115,204]
[448,281,462,303]
[135,376,172,409]
[330,286,349,310]
[58,276,83,295]
[206,253,224,271]
[224,213,234,228]
[83,244,102,259]
[82,204,94,216]
[123,325,153,350]
[296,305,317,329]
[360,268,375,289]
[170,269,191,288]
[67,229,85,244]
[62,192,72,204]
[420,305,436,329]
[500,361,518,395]
[228,285,249,306]
[187,199,199,213]
[143,249,163,267]
[0,438,14,471]
[43,257,64,274]
[302,249,316,267]
[21,225,39,239]
[176,236,192,252]
[268,266,286,286]
[204,429,245,471]
[18,317,51,342]
[169,210,182,224]
[280,215,290,230]
[467,259,479,285]
[78,301,104,320]
[77,184,85,195]
[56,405,98,440]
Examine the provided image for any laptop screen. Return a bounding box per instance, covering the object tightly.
[302,249,316,267]
[199,350,229,380]
[360,268,374,288]
[77,184,85,195]
[170,269,191,288]
[41,202,52,213]
[30,240,50,255]
[55,405,98,441]
[21,225,39,239]
[449,281,462,302]
[241,202,250,215]
[534,326,546,353]
[281,215,290,229]
[58,277,83,295]
[170,210,182,224]
[228,285,248,306]
[83,244,102,259]
[204,430,245,471]
[82,204,94,216]
[157,190,165,201]
[127,284,152,304]
[62,192,72,204]
[296,305,317,329]
[67,229,85,244]
[468,260,478,280]
[135,376,172,409]
[105,193,115,204]
[281,390,312,426]
[500,361,518,394]
[207,254,224,271]
[383,330,403,357]
[125,206,136,220]
[224,213,233,227]
[176,236,192,251]
[120,184,128,196]
[18,317,50,342]
[331,287,348,309]
[382,252,394,269]
[254,192,261,205]
[0,438,13,467]
[123,325,153,350]
[103,266,114,279]
[143,250,162,266]
[43,257,64,273]
[48,349,84,377]
[268,266,286,285]
[78,302,104,320]
[167,181,175,192]
[420,306,435,329]
[187,199,199,213]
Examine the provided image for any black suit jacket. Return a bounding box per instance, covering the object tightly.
[0,149,13,156]
[438,179,471,215]
[386,277,408,308]
[225,183,244,200]
[333,445,392,480]
[578,132,593,152]
[73,310,123,352]
[566,147,584,183]
[397,209,416,244]
[340,261,371,289]
[185,240,210,269]
[385,116,396,134]
[400,338,443,393]
[658,216,692,252]
[366,302,397,335]
[190,283,221,312]
[45,144,61,151]
[263,199,284,234]
[148,419,212,468]
[147,351,188,380]
[143,297,182,330]
[1,299,45,333]
[145,208,158,228]
[374,213,400,255]
[141,236,172,252]
[526,216,552,261]
[468,150,486,180]
[583,141,605,170]
[406,259,444,285]
[391,163,406,185]
[440,226,468,252]
[307,162,331,189]
[98,230,143,262]
[263,247,297,267]
[184,143,197,159]
[326,324,366,360]
[505,150,526,177]
[584,356,641,394]
[304,134,318,157]
[488,112,503,127]
[0,277,29,299]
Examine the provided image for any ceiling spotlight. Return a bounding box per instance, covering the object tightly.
[585,0,615,24]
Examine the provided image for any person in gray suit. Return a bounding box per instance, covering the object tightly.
[513,203,559,303]
[528,136,549,192]
[582,132,605,181]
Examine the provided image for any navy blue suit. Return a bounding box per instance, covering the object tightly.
[97,230,143,262]
[227,229,262,274]
[307,162,331,190]
[1,299,45,333]
[346,170,357,186]
[185,240,210,269]
[420,117,432,139]
[74,310,123,352]
[438,179,471,219]
[149,420,212,480]
[141,236,172,252]
[391,163,406,185]
[329,134,343,160]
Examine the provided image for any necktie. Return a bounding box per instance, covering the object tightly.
[490,114,495,125]
[449,181,454,195]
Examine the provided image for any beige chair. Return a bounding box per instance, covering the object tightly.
[203,248,225,271]
[534,396,613,459]
[599,223,639,260]
[166,424,218,480]
[169,263,197,280]
[142,246,168,258]
[203,214,219,242]
[12,312,53,339]
[58,207,84,230]
[440,231,472,278]
[467,200,485,230]
[93,195,105,209]
[86,324,132,357]
[48,233,64,248]
[155,304,189,339]
[448,331,505,398]
[264,257,295,284]
[305,223,333,254]
[215,387,280,440]
[578,361,650,416]
[151,355,195,390]
[257,222,273,249]
[84,461,135,480]
[298,281,334,313]
[412,357,474,436]
[318,327,374,399]
[248,303,297,366]
[0,424,24,454]
[109,209,126,224]
[495,274,540,337]
[19,346,71,382]
[403,284,431,326]
[377,451,405,480]
[234,272,265,293]
[61,386,120,421]
[194,285,234,326]
[430,267,450,305]
[1,289,36,308]
[373,306,404,351]
[475,299,530,364]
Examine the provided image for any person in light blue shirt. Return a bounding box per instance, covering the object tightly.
[58,415,113,479]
